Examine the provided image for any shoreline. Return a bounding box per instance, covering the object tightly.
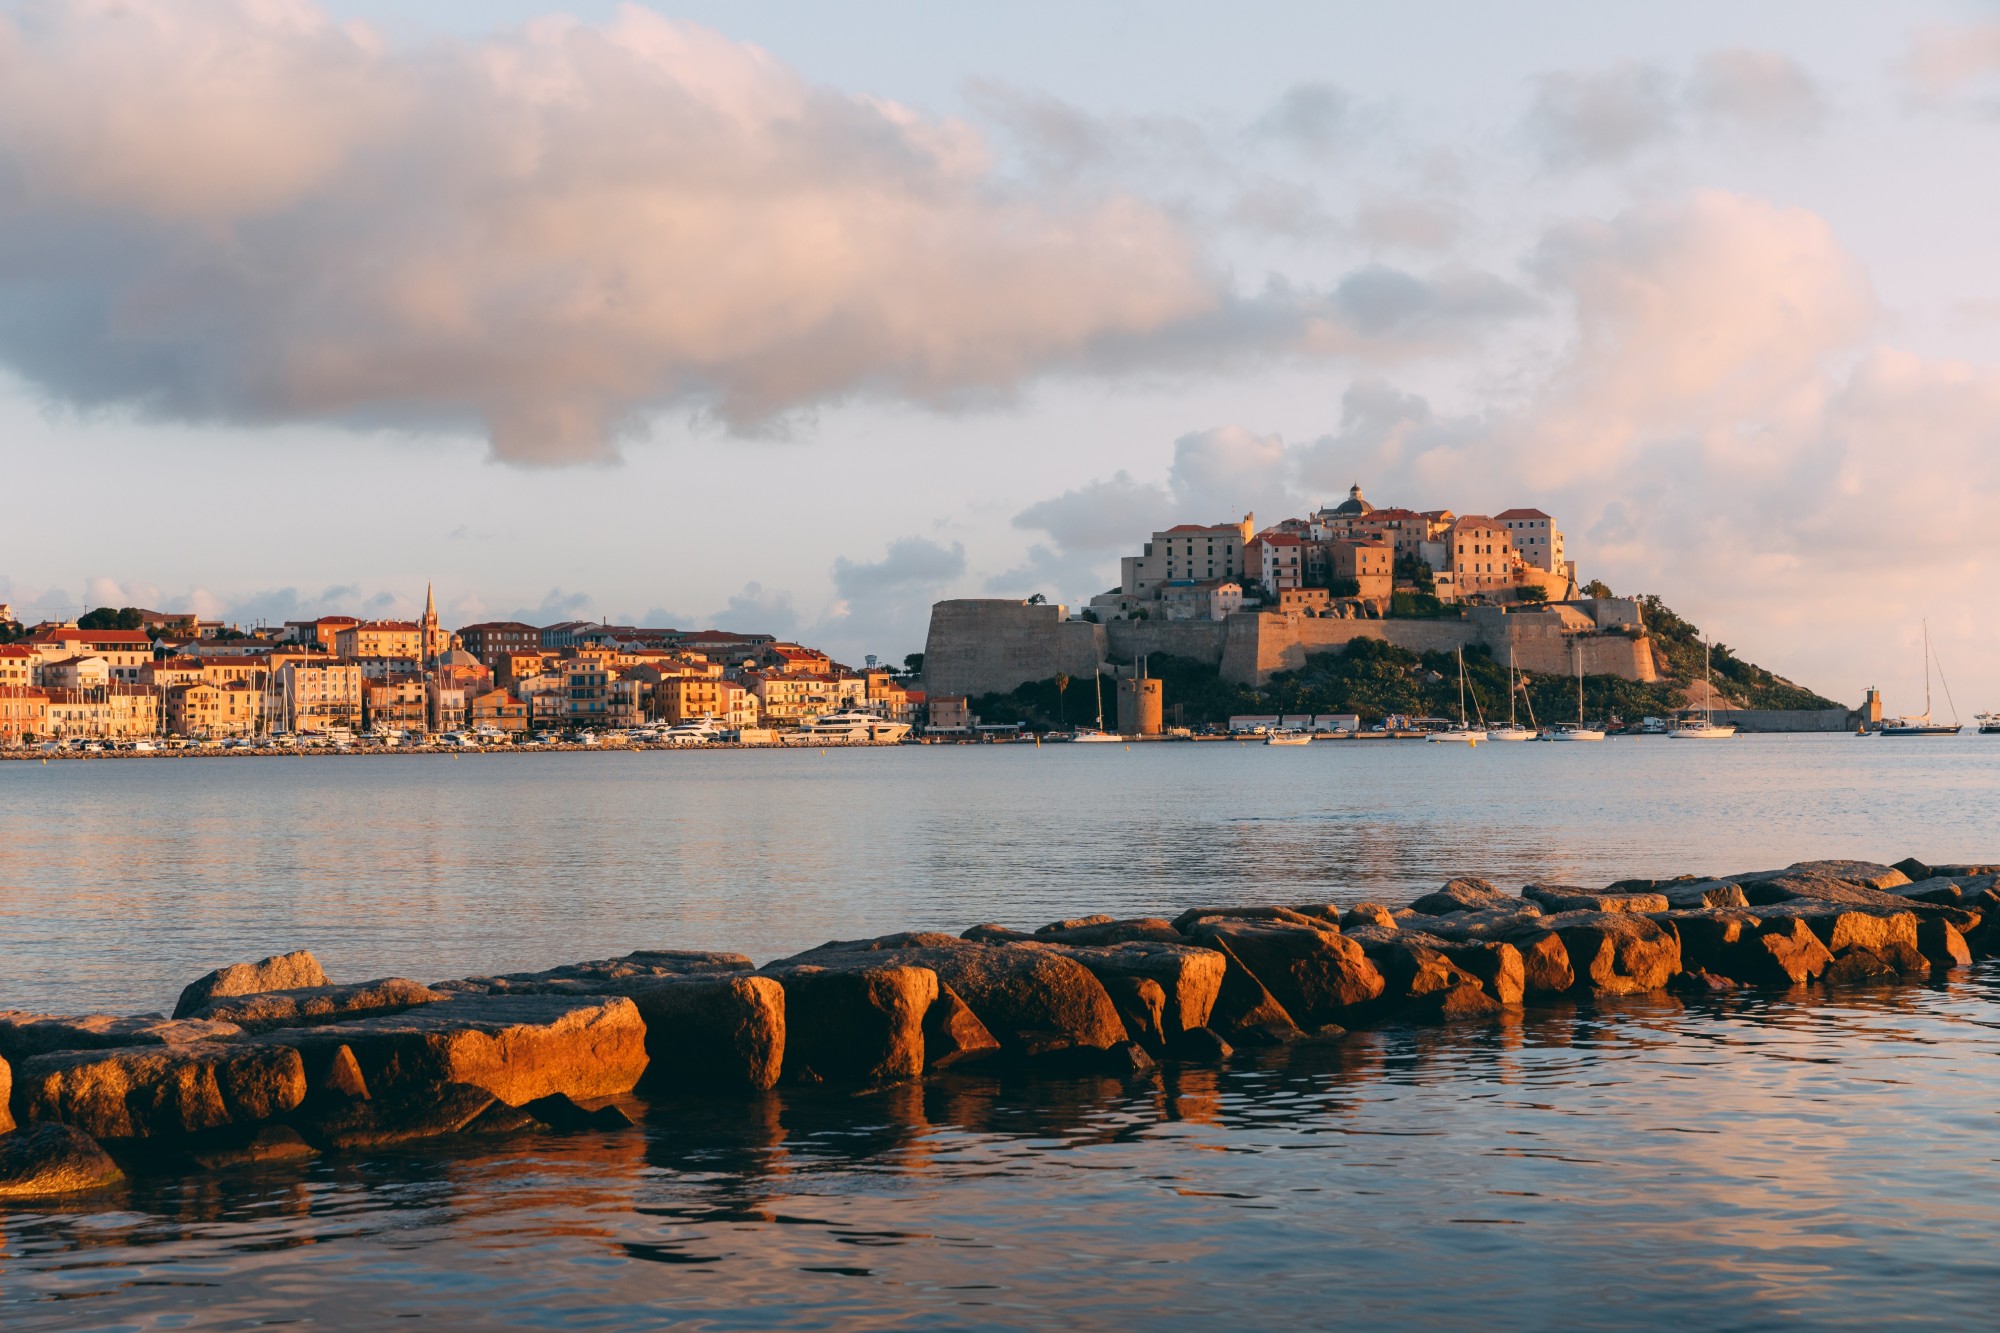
[2,856,1992,1199]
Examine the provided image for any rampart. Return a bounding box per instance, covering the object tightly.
[925,599,1658,698]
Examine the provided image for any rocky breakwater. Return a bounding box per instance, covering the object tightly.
[2,855,1996,1200]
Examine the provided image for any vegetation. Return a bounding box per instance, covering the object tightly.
[1388,591,1449,619]
[78,606,147,631]
[901,652,924,676]
[1394,554,1435,593]
[967,593,1838,728]
[1327,577,1361,598]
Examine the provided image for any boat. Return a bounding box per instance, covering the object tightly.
[1265,730,1312,746]
[1487,647,1536,741]
[1542,646,1604,740]
[1670,638,1737,739]
[788,710,912,744]
[662,716,728,745]
[1428,647,1486,743]
[1879,622,1962,736]
[1978,712,2000,735]
[1072,668,1123,741]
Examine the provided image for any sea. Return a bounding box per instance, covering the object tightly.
[3,736,1999,1329]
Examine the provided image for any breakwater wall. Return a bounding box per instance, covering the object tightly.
[925,598,1659,698]
[1715,708,1856,733]
[2,855,1993,1199]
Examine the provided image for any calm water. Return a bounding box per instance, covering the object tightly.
[4,738,2000,1328]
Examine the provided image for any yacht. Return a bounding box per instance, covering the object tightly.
[1542,647,1604,740]
[1670,638,1737,739]
[1428,647,1486,743]
[1073,667,1122,741]
[1879,621,1962,736]
[1977,712,2000,735]
[1265,729,1313,746]
[789,711,912,744]
[1487,647,1537,741]
[662,717,728,745]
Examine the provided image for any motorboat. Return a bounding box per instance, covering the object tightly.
[1488,647,1536,740]
[1670,637,1737,739]
[1635,717,1670,735]
[662,717,727,745]
[1977,712,2000,735]
[1428,647,1486,743]
[788,710,912,744]
[1879,622,1962,736]
[1265,730,1312,746]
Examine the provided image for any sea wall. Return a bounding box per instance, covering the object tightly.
[2,857,1992,1198]
[1714,708,1856,733]
[923,598,1658,697]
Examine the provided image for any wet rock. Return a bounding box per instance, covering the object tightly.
[1201,936,1303,1044]
[1170,905,1329,934]
[1820,949,1901,985]
[1407,878,1511,915]
[1101,1040,1158,1077]
[1918,918,1973,970]
[922,983,1002,1069]
[960,924,1033,943]
[173,950,329,1019]
[297,1081,504,1150]
[760,962,937,1084]
[1755,904,1925,971]
[1188,919,1385,1024]
[17,1042,307,1139]
[0,1012,244,1062]
[189,1125,318,1170]
[264,994,650,1107]
[1036,915,1116,934]
[0,1123,123,1197]
[1752,873,1978,928]
[1394,904,1546,941]
[523,1093,634,1132]
[437,949,754,996]
[1523,885,1671,914]
[1034,941,1224,1045]
[1032,918,1186,946]
[1654,880,1753,910]
[1674,969,1741,994]
[1383,941,1501,1018]
[1666,910,1832,987]
[0,1053,10,1135]
[1514,933,1576,994]
[1099,975,1167,1050]
[623,974,785,1092]
[1503,912,1679,995]
[1170,1027,1234,1061]
[1784,860,1912,891]
[186,979,446,1033]
[1342,903,1397,931]
[298,1043,371,1104]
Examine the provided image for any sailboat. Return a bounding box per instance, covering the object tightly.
[1428,647,1486,743]
[1488,647,1536,741]
[1670,637,1737,739]
[1544,643,1605,740]
[1880,622,1962,735]
[1072,666,1121,741]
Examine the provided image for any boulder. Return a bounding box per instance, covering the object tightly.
[1655,880,1752,910]
[1751,874,1978,927]
[189,1125,319,1170]
[1523,885,1671,914]
[1783,860,1912,891]
[1171,1027,1234,1061]
[1342,903,1397,931]
[297,1081,510,1151]
[1102,1041,1158,1077]
[622,974,785,1092]
[1407,878,1511,915]
[1032,918,1186,946]
[1514,933,1576,994]
[523,1093,635,1133]
[1381,941,1502,1019]
[437,949,754,996]
[1887,877,1974,905]
[173,950,329,1019]
[1918,918,1973,970]
[0,1053,10,1135]
[0,1011,244,1062]
[16,1041,307,1139]
[1503,912,1679,995]
[960,924,1033,943]
[1036,915,1116,934]
[0,1123,123,1198]
[186,979,446,1033]
[1188,919,1384,1024]
[922,983,1002,1068]
[1754,904,1924,970]
[1201,937,1303,1044]
[263,993,650,1106]
[759,962,937,1084]
[1394,904,1546,941]
[1662,910,1831,986]
[1098,977,1167,1049]
[1034,941,1224,1043]
[1170,905,1328,934]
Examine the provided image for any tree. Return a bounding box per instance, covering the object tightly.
[79,606,144,631]
[1328,577,1361,598]
[902,652,924,676]
[1515,585,1549,604]
[1393,554,1435,593]
[1026,593,1046,605]
[1581,579,1613,599]
[1054,672,1069,724]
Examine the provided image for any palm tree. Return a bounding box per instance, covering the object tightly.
[1055,672,1070,725]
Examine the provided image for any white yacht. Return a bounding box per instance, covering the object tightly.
[1542,644,1604,740]
[1670,638,1737,739]
[1879,622,1962,736]
[662,717,728,745]
[789,711,912,744]
[1488,647,1537,741]
[1265,730,1312,746]
[1428,647,1486,743]
[1071,667,1123,741]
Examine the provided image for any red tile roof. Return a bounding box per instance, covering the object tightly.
[1494,508,1551,520]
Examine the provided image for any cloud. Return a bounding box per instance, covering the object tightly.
[504,587,596,625]
[831,537,968,598]
[1012,471,1172,552]
[1329,265,1536,340]
[1524,64,1679,168]
[1251,82,1351,155]
[712,582,796,636]
[1901,22,2000,99]
[1688,49,1825,134]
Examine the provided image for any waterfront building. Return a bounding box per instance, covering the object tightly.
[23,628,152,682]
[457,621,542,669]
[42,656,112,691]
[558,658,610,727]
[41,684,161,739]
[166,680,262,737]
[469,688,528,733]
[0,645,33,689]
[928,695,972,733]
[1114,516,1255,603]
[334,621,422,660]
[658,676,757,727]
[363,677,429,732]
[0,685,47,743]
[282,662,363,733]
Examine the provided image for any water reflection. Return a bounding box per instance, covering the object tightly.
[5,978,2000,1327]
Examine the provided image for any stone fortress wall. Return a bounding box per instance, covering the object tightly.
[924,598,1659,700]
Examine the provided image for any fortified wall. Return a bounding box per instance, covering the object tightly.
[924,599,1659,698]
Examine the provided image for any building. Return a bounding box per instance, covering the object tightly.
[469,688,528,733]
[1494,508,1568,575]
[458,622,543,670]
[1114,516,1256,603]
[928,695,972,733]
[1330,539,1394,602]
[1248,530,1305,595]
[558,658,611,728]
[1276,587,1332,614]
[282,662,363,733]
[659,675,759,726]
[24,628,153,682]
[334,621,422,660]
[428,681,469,732]
[41,685,160,739]
[42,656,112,691]
[167,680,262,737]
[1446,517,1523,597]
[743,671,837,725]
[762,643,832,676]
[419,584,453,660]
[0,645,34,688]
[363,678,429,732]
[0,685,48,744]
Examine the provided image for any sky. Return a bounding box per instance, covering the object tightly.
[4,1,2000,707]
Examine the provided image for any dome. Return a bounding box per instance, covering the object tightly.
[1329,483,1373,517]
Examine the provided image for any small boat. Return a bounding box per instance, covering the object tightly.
[1670,638,1736,739]
[1879,622,1962,736]
[1541,644,1603,739]
[1978,713,2000,735]
[1488,647,1536,741]
[1265,730,1312,746]
[1428,647,1486,743]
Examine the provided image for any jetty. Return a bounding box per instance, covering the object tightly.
[2,855,1993,1199]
